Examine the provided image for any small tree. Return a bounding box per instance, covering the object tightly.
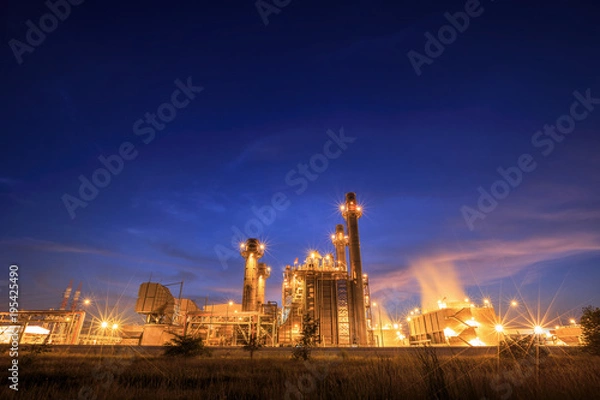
[499,335,550,362]
[163,334,211,358]
[243,333,262,360]
[292,313,320,360]
[581,305,600,355]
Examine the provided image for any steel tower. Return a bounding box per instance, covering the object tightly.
[341,192,367,345]
[240,238,266,312]
[331,224,348,271]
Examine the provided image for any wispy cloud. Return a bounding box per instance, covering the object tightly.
[151,241,214,265]
[132,189,230,221]
[0,237,210,273]
[0,177,19,186]
[227,134,289,171]
[371,232,600,308]
[0,237,114,256]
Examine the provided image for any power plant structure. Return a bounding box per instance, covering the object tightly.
[1,191,585,348]
[240,238,271,312]
[133,239,278,346]
[279,192,373,346]
[406,300,500,346]
[133,192,374,347]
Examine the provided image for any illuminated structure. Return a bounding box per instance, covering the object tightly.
[8,191,586,349]
[407,300,500,346]
[0,310,85,345]
[279,192,373,346]
[240,238,271,312]
[135,282,199,345]
[342,192,369,346]
[134,241,277,346]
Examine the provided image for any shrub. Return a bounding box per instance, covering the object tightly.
[581,305,600,355]
[292,313,319,361]
[500,335,549,360]
[243,334,262,360]
[163,334,211,358]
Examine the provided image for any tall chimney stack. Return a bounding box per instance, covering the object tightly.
[341,192,367,345]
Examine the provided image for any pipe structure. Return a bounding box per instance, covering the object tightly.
[341,192,367,345]
[331,224,348,271]
[240,238,265,312]
[256,262,271,309]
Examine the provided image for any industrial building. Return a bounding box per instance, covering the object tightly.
[133,241,278,346]
[135,191,374,347]
[131,192,373,347]
[1,191,585,349]
[406,300,500,346]
[279,192,373,346]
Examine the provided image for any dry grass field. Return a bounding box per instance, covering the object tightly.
[1,346,599,399]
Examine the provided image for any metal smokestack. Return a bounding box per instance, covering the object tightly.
[331,224,348,271]
[342,192,367,345]
[256,262,271,309]
[60,280,73,310]
[71,282,82,311]
[240,238,265,312]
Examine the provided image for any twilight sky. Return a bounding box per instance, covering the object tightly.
[1,0,599,325]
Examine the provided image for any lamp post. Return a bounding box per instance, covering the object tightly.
[373,302,384,347]
[495,324,503,372]
[226,301,233,345]
[81,299,91,344]
[100,321,108,345]
[111,323,119,344]
[533,325,543,386]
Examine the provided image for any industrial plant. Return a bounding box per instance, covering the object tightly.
[0,192,584,348]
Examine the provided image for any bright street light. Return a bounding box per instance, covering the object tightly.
[495,324,504,333]
[101,321,108,329]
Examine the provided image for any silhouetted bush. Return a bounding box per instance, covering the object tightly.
[163,334,211,358]
[581,305,600,356]
[291,313,319,360]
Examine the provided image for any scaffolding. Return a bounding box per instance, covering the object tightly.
[0,310,86,345]
[185,306,277,346]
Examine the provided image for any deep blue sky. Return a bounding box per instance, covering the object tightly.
[1,0,599,326]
